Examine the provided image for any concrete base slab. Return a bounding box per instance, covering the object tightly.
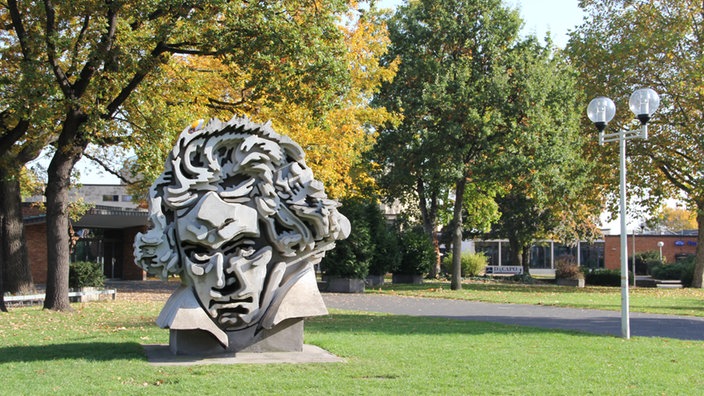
[143,344,345,366]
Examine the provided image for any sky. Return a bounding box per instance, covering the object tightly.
[377,0,585,48]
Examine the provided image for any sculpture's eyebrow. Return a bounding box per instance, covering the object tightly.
[220,178,256,199]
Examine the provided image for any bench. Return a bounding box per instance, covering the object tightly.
[4,289,117,304]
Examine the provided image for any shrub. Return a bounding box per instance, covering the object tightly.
[554,255,584,280]
[395,227,434,276]
[651,257,696,287]
[585,269,622,287]
[631,251,663,275]
[69,261,105,288]
[367,205,401,276]
[441,252,488,277]
[679,258,696,288]
[320,198,372,279]
[651,263,683,280]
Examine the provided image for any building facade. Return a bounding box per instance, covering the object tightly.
[23,184,148,284]
[471,233,697,273]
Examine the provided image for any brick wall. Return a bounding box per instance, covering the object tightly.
[604,234,697,270]
[25,222,48,284]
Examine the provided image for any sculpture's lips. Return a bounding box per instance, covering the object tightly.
[209,295,254,311]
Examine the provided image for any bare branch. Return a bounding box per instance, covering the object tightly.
[104,42,169,119]
[82,152,132,185]
[658,163,693,195]
[43,0,74,98]
[74,1,120,97]
[7,0,29,60]
[67,15,91,78]
[0,117,29,154]
[161,44,220,56]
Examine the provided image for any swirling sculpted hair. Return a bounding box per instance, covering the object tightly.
[134,117,348,278]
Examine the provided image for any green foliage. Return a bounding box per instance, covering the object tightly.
[554,255,584,280]
[395,227,435,276]
[321,198,403,279]
[651,257,696,287]
[584,269,622,287]
[320,199,372,279]
[68,261,105,289]
[19,166,44,199]
[631,251,664,275]
[442,252,488,277]
[370,0,523,252]
[368,211,402,276]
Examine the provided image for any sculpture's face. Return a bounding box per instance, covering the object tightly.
[176,191,271,330]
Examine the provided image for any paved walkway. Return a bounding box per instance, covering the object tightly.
[323,293,704,340]
[106,281,704,341]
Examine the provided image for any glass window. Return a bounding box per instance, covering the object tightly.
[530,243,552,269]
[553,243,577,263]
[580,242,604,268]
[475,241,500,266]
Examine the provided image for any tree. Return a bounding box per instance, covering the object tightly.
[483,38,599,274]
[256,7,399,199]
[0,210,7,312]
[1,0,354,311]
[0,170,34,295]
[373,0,543,289]
[568,0,704,287]
[122,6,397,202]
[648,205,698,234]
[320,198,374,280]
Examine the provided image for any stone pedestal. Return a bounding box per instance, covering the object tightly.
[326,277,365,293]
[169,318,305,355]
[365,274,385,287]
[392,273,424,284]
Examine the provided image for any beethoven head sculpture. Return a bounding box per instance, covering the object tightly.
[134,117,349,349]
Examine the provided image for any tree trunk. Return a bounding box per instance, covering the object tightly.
[521,244,531,276]
[417,179,441,278]
[1,213,7,312]
[507,237,522,268]
[451,176,467,290]
[0,171,34,294]
[43,112,86,311]
[692,205,704,288]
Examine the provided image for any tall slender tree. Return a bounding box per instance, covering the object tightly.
[372,0,524,288]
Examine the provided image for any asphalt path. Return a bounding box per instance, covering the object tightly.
[322,293,704,341]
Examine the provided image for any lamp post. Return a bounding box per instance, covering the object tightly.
[658,241,664,262]
[587,88,660,339]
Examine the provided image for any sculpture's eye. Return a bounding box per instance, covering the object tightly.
[184,245,211,264]
[184,246,214,276]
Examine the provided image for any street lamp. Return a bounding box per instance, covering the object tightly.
[587,88,660,339]
[658,241,664,262]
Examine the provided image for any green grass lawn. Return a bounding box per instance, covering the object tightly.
[367,279,704,317]
[1,298,703,395]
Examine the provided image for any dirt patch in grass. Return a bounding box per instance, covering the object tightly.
[106,279,180,302]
